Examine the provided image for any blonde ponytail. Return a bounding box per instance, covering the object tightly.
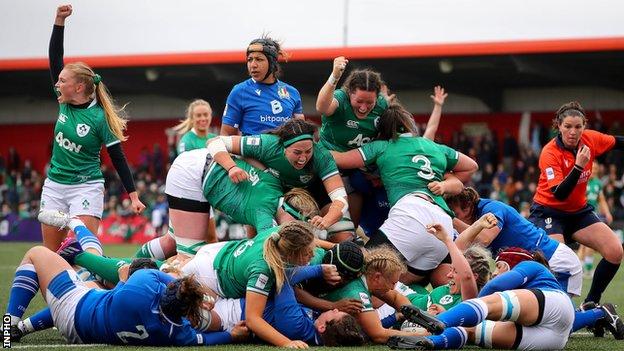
[96,82,128,141]
[262,221,315,292]
[64,62,128,141]
[173,99,212,135]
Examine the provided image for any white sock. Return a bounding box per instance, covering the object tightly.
[147,240,166,260]
[68,218,85,231]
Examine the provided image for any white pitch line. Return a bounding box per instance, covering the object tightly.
[11,344,107,349]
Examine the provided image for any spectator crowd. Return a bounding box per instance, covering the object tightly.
[2,119,624,242]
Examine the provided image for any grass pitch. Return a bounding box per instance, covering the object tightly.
[1,242,623,350]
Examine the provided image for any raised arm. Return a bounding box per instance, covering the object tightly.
[426,223,478,300]
[316,57,347,116]
[454,212,498,250]
[422,86,447,140]
[49,5,72,85]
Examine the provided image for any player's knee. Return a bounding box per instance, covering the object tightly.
[29,245,51,258]
[160,235,177,252]
[602,243,623,263]
[22,246,51,266]
[474,320,496,348]
[495,291,522,322]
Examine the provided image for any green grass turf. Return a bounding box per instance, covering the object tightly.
[1,242,623,350]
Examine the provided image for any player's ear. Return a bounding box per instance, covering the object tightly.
[75,82,85,94]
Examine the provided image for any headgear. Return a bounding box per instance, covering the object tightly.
[323,241,364,282]
[247,38,280,81]
[495,247,534,270]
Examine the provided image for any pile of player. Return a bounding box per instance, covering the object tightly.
[4,4,624,349]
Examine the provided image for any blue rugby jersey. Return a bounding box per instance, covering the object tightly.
[476,199,558,259]
[74,269,231,346]
[222,78,302,135]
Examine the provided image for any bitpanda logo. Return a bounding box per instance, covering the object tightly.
[55,132,82,153]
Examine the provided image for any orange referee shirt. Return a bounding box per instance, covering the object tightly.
[533,129,615,212]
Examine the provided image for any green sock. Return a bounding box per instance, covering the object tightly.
[133,243,153,259]
[133,238,166,260]
[75,252,132,284]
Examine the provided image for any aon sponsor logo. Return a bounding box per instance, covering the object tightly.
[347,133,371,147]
[55,132,83,153]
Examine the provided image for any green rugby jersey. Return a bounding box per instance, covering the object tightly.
[396,282,430,310]
[359,135,459,216]
[48,102,119,184]
[240,134,339,189]
[320,275,374,312]
[428,284,462,310]
[213,227,278,297]
[177,129,216,154]
[203,158,283,230]
[586,177,603,209]
[319,89,388,152]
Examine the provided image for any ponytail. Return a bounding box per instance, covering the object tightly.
[96,82,128,141]
[173,99,212,135]
[262,221,315,292]
[64,62,128,141]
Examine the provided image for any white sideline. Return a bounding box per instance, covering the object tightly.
[12,344,107,349]
[9,332,597,348]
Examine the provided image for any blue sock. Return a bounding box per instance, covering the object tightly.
[6,264,39,323]
[74,225,103,255]
[21,308,54,334]
[438,299,488,327]
[428,327,468,349]
[572,308,605,332]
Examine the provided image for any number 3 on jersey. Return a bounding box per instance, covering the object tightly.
[411,155,435,180]
[348,133,371,147]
